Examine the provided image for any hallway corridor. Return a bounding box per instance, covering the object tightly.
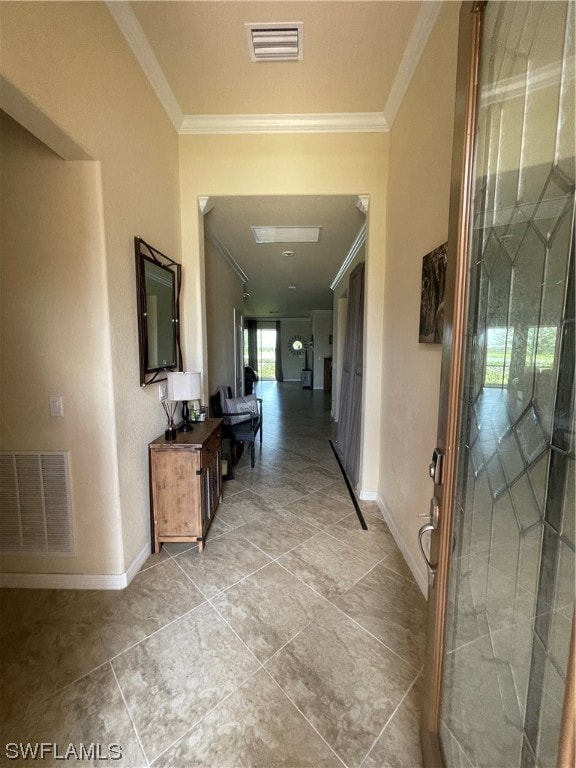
[1,382,426,768]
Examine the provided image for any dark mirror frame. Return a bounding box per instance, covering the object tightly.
[135,236,182,386]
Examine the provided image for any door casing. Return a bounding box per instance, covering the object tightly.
[420,5,484,763]
[420,3,575,766]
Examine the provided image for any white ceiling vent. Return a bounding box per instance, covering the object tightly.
[246,22,303,62]
[252,226,321,244]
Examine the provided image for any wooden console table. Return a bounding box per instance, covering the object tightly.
[149,418,222,553]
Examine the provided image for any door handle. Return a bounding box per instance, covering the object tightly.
[418,523,435,570]
[418,496,440,586]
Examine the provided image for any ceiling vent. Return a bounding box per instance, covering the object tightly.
[252,226,321,243]
[246,22,303,62]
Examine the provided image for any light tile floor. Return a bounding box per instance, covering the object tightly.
[0,382,426,768]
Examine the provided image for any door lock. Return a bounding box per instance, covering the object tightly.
[429,449,444,485]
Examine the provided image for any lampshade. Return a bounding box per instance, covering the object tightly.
[166,371,202,401]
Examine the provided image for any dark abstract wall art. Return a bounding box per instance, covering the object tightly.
[419,243,447,344]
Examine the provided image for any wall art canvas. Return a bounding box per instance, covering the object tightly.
[419,243,447,344]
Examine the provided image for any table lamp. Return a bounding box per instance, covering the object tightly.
[167,372,202,432]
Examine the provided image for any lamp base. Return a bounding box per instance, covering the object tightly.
[179,401,194,432]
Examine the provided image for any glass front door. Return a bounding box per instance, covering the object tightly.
[422,3,575,766]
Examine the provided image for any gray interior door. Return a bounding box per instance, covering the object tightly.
[336,261,365,487]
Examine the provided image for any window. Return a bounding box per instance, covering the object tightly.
[257,328,277,380]
[483,325,558,388]
[484,327,513,387]
[526,326,558,371]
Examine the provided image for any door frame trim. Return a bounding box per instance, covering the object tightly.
[420,2,485,764]
[421,2,576,766]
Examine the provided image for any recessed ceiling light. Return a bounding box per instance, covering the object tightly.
[288,285,297,290]
[252,226,321,243]
[282,250,295,258]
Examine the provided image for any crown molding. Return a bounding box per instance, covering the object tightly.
[106,1,183,131]
[383,1,443,128]
[198,196,215,215]
[331,222,367,291]
[180,112,388,135]
[356,195,369,215]
[205,226,249,284]
[109,0,442,136]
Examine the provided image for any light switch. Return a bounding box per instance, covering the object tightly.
[49,396,64,417]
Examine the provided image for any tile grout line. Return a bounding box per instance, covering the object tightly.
[262,666,350,768]
[109,661,151,768]
[257,583,334,665]
[271,537,391,611]
[169,535,275,599]
[21,658,115,709]
[5,591,212,716]
[207,597,266,668]
[105,602,206,663]
[329,592,424,674]
[3,384,428,768]
[358,667,423,768]
[377,556,424,586]
[148,666,265,766]
[272,550,351,605]
[267,537,426,671]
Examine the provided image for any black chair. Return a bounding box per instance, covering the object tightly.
[209,388,263,468]
[244,366,258,395]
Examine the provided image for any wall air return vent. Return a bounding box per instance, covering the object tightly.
[0,452,74,556]
[246,22,303,62]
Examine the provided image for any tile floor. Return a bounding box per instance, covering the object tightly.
[0,382,426,768]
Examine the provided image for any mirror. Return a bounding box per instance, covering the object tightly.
[288,335,307,355]
[135,237,182,386]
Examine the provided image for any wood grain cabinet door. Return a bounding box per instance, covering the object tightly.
[151,447,202,538]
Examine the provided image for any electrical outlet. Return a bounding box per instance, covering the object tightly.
[158,382,168,401]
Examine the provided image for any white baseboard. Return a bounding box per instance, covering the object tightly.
[375,494,429,597]
[125,542,152,584]
[358,489,378,501]
[0,542,151,590]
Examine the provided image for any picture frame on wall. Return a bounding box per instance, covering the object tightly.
[419,243,447,344]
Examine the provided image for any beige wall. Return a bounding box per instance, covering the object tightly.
[281,319,312,380]
[1,2,181,578]
[311,311,333,390]
[380,1,460,590]
[179,133,389,492]
[0,0,461,587]
[0,113,122,575]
